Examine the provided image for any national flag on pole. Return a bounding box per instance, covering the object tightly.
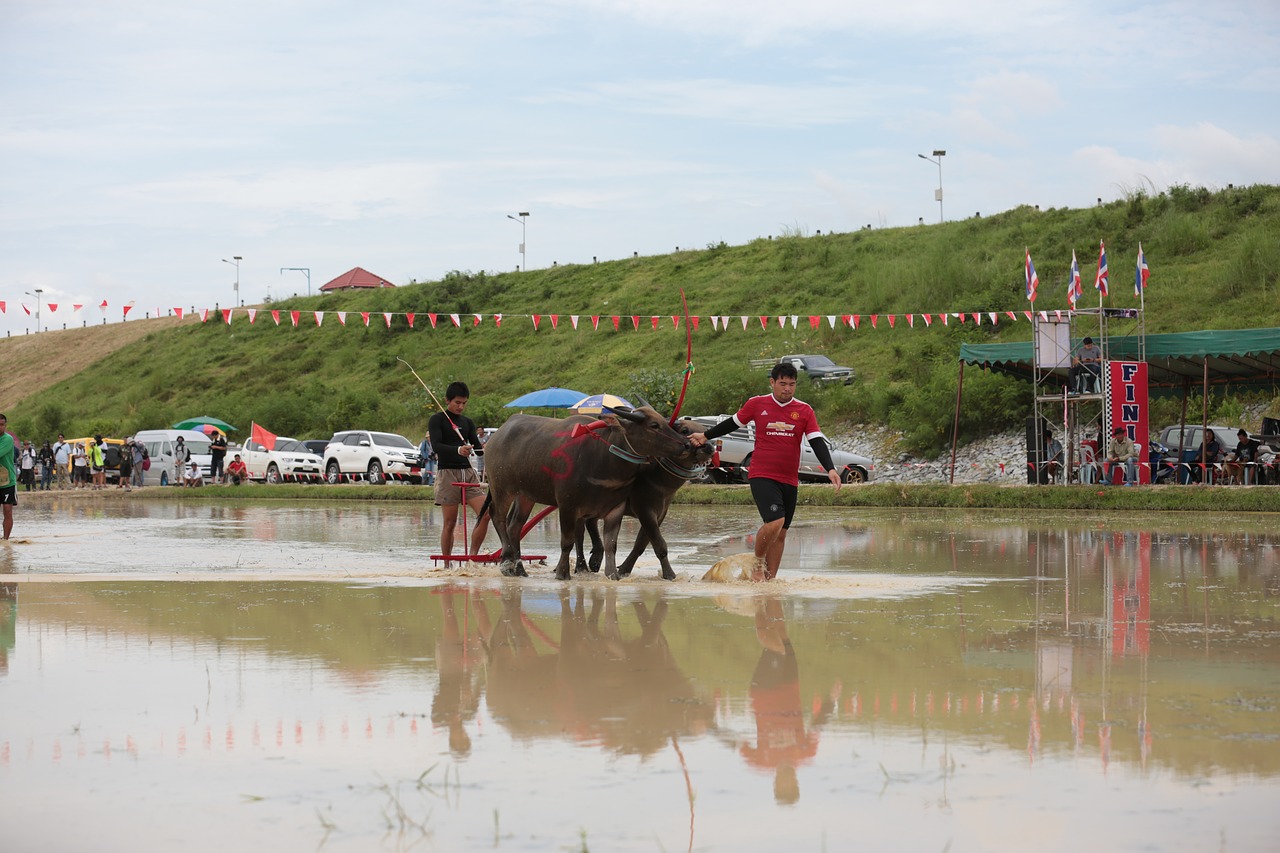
[1095,240,1109,296]
[1068,251,1082,307]
[1135,243,1149,296]
[250,422,278,452]
[1025,249,1039,303]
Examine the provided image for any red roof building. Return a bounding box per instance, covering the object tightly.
[318,267,397,292]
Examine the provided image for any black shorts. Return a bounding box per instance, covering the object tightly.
[749,478,797,528]
[0,485,16,506]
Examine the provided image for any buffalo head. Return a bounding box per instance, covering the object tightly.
[603,406,692,458]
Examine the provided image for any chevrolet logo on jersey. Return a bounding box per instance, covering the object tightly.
[765,420,795,433]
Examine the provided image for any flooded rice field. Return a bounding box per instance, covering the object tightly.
[2,500,1279,851]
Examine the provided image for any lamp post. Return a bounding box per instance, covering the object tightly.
[917,150,946,223]
[280,267,311,296]
[24,288,43,332]
[221,255,242,304]
[507,212,529,271]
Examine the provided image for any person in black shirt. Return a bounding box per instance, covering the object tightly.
[209,431,228,483]
[429,382,490,563]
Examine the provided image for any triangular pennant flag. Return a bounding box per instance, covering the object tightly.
[1052,310,1062,322]
[406,313,415,328]
[428,313,438,328]
[570,315,579,330]
[290,310,300,327]
[711,316,720,330]
[384,312,393,328]
[870,314,879,329]
[532,315,541,330]
[691,317,700,331]
[671,316,680,329]
[73,303,82,312]
[842,314,853,327]
[631,315,641,330]
[809,316,820,329]
[201,308,210,323]
[222,308,232,325]
[493,314,501,327]
[99,300,108,312]
[775,316,785,329]
[611,316,620,331]
[988,312,998,325]
[852,314,861,329]
[922,313,932,327]
[907,314,915,328]
[1023,311,1033,321]
[790,315,798,329]
[271,310,280,326]
[359,312,369,327]
[1038,311,1048,321]
[47,303,58,312]
[247,308,257,324]
[650,316,659,330]
[449,313,460,327]
[826,315,836,329]
[473,314,482,327]
[888,314,896,328]
[174,307,184,319]
[550,314,559,330]
[956,313,965,324]
[21,303,31,316]
[759,316,768,330]
[1005,311,1016,320]
[0,302,6,314]
[590,315,600,330]
[741,316,749,330]
[941,314,949,326]
[314,311,324,326]
[971,312,980,324]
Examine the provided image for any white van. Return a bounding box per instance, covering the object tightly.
[134,429,215,486]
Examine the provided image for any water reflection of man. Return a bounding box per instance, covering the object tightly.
[739,596,834,805]
[431,585,490,757]
[1,547,17,676]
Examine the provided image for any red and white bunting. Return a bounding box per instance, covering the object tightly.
[221,308,231,325]
[247,308,257,325]
[314,311,324,327]
[290,310,300,327]
[551,314,560,330]
[383,312,392,328]
[531,315,541,330]
[449,313,460,327]
[271,310,280,326]
[570,315,579,330]
[336,312,346,326]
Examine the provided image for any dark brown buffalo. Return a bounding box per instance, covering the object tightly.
[483,406,693,579]
[579,417,714,580]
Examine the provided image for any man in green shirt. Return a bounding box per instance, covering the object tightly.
[0,413,17,540]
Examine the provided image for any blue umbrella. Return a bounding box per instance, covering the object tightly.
[504,387,589,409]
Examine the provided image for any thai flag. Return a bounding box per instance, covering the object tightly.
[1068,251,1082,306]
[1135,243,1149,296]
[1095,240,1109,296]
[1025,249,1039,303]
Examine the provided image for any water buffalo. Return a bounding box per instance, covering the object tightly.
[578,417,714,580]
[483,406,694,579]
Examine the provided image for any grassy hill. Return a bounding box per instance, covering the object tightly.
[7,183,1280,455]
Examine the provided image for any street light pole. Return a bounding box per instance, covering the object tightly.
[917,150,946,223]
[507,212,529,271]
[222,255,242,304]
[280,267,311,296]
[24,288,43,332]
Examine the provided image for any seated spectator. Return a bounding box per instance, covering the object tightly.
[1107,427,1139,485]
[225,454,248,485]
[1192,432,1223,483]
[184,459,204,488]
[1225,429,1261,485]
[1069,337,1102,394]
[1040,428,1063,484]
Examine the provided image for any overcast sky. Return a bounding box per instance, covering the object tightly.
[2,0,1278,334]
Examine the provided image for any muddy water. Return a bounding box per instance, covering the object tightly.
[2,502,1279,852]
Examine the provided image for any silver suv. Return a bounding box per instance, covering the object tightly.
[323,430,423,484]
[689,415,873,484]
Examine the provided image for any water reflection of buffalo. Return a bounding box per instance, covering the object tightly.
[483,408,693,580]
[484,587,713,755]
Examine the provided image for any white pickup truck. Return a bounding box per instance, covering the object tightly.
[239,436,324,483]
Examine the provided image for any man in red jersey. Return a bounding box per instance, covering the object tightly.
[690,362,841,580]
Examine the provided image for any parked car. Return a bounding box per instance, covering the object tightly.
[240,437,324,483]
[322,430,423,483]
[748,354,854,385]
[134,429,214,486]
[1157,424,1242,484]
[688,415,873,484]
[300,439,330,457]
[64,437,127,484]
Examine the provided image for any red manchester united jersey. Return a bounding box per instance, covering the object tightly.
[733,394,824,487]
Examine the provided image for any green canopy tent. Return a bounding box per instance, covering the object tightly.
[951,327,1280,481]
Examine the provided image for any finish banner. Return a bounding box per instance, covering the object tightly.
[1108,361,1150,484]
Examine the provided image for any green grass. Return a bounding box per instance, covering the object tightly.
[10,183,1280,456]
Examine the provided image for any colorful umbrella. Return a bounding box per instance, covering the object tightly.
[173,416,237,432]
[572,393,634,415]
[194,423,225,437]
